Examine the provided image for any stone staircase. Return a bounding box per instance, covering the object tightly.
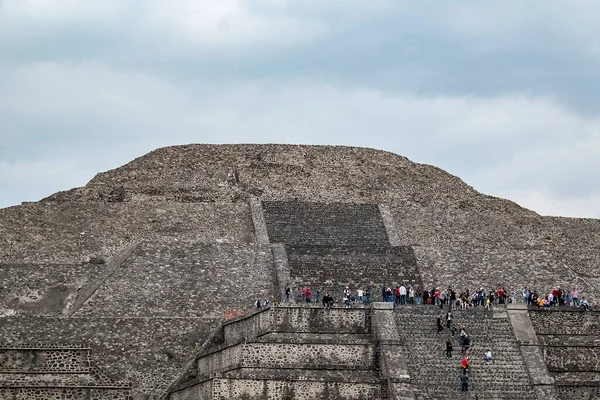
[261,200,423,298]
[0,344,131,400]
[262,201,389,247]
[286,244,422,298]
[395,306,533,400]
[166,306,386,400]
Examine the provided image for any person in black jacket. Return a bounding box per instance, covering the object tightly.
[460,374,469,391]
[446,340,453,358]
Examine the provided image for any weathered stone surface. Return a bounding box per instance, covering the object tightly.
[73,240,277,318]
[530,308,600,398]
[1,143,600,398]
[0,316,207,398]
[0,201,253,264]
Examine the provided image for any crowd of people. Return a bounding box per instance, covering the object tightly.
[523,287,591,309]
[279,283,592,311]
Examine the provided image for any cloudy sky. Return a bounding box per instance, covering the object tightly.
[1,1,599,217]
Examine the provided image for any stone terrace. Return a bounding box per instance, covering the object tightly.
[529,308,600,399]
[0,202,253,265]
[413,245,592,302]
[74,239,276,318]
[0,263,105,316]
[0,344,131,400]
[167,306,384,400]
[395,306,533,399]
[0,317,208,398]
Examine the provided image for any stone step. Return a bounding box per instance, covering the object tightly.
[395,309,534,398]
[255,332,372,344]
[0,387,132,399]
[0,347,91,374]
[212,377,384,400]
[196,341,377,381]
[222,367,380,382]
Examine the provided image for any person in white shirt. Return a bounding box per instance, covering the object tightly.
[399,285,407,305]
[484,350,493,361]
[357,288,364,304]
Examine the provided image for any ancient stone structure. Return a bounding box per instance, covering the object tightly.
[0,344,131,399]
[0,144,599,399]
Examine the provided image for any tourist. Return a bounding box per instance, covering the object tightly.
[357,288,364,304]
[483,350,493,361]
[315,291,321,305]
[408,287,415,305]
[284,284,291,303]
[364,288,371,304]
[572,288,580,307]
[460,374,469,392]
[580,297,590,310]
[439,289,447,309]
[255,298,261,309]
[461,335,470,355]
[322,293,333,309]
[304,287,312,304]
[436,316,444,334]
[399,284,407,305]
[446,340,453,358]
[446,311,453,330]
[523,288,530,304]
[461,356,470,374]
[386,287,393,303]
[449,288,457,310]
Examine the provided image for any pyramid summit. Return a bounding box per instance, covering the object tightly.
[0,144,598,399]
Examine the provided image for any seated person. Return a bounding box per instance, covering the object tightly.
[580,297,590,309]
[483,350,493,361]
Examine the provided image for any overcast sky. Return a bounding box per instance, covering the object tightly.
[1,1,599,218]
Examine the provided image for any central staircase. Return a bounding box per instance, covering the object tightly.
[395,306,533,399]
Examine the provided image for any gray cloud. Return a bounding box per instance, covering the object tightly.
[0,1,599,217]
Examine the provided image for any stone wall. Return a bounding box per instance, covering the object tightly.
[391,204,600,301]
[169,379,212,400]
[0,347,89,373]
[0,387,132,400]
[0,263,104,316]
[530,308,600,399]
[270,307,368,334]
[74,240,277,318]
[211,377,382,400]
[0,316,209,398]
[414,244,590,300]
[0,202,253,264]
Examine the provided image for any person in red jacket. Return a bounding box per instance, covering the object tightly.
[461,356,470,374]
